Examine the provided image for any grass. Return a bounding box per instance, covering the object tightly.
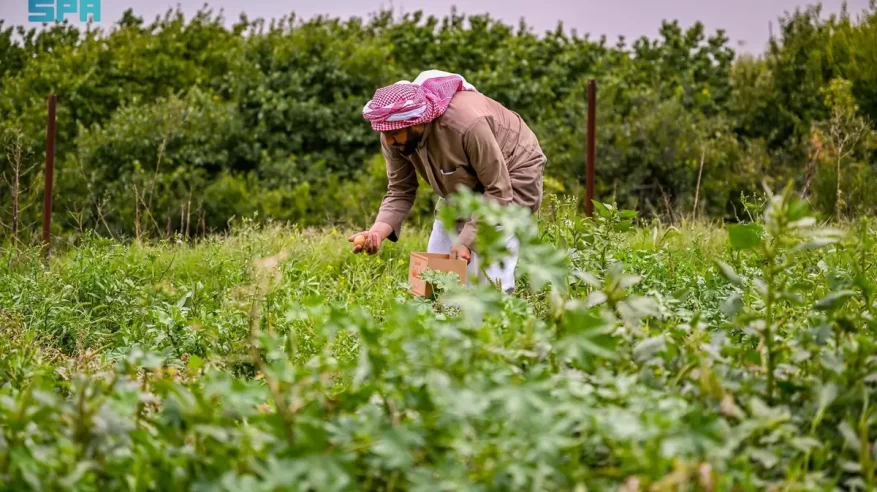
[0,190,875,490]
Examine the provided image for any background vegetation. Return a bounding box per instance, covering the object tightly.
[1,3,877,244]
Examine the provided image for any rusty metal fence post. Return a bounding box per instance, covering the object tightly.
[586,80,596,217]
[42,94,56,259]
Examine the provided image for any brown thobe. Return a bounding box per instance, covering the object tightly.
[374,91,546,249]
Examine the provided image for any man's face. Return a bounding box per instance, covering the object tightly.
[382,124,425,156]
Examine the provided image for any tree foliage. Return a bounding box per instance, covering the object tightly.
[1,4,876,242]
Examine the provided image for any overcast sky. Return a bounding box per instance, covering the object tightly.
[1,0,872,54]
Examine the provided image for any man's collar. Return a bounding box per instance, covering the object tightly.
[419,122,433,149]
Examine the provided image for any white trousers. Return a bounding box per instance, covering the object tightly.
[426,219,519,293]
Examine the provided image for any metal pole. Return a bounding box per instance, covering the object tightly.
[586,80,596,217]
[42,94,56,258]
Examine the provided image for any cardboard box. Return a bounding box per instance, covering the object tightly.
[408,252,468,297]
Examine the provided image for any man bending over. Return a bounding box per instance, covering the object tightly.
[350,70,546,293]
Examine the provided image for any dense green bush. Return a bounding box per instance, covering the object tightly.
[1,4,877,242]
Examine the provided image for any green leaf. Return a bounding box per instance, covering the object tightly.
[809,324,832,346]
[844,477,867,490]
[187,355,204,371]
[816,383,838,418]
[586,291,608,307]
[814,290,857,311]
[794,237,838,252]
[371,427,424,470]
[720,294,744,318]
[140,352,165,370]
[790,437,823,453]
[789,217,816,229]
[633,335,666,362]
[557,305,617,361]
[618,296,659,323]
[839,421,860,455]
[176,290,193,308]
[787,198,810,221]
[749,448,779,469]
[613,220,633,233]
[59,461,96,488]
[780,290,804,305]
[714,260,743,286]
[820,351,845,374]
[729,224,763,250]
[573,270,602,288]
[618,274,642,289]
[592,200,611,218]
[671,287,690,300]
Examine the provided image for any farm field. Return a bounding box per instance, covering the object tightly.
[1,189,875,490]
[3,2,877,490]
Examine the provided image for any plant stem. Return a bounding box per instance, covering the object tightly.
[764,254,776,405]
[248,293,297,447]
[860,393,873,489]
[693,147,706,219]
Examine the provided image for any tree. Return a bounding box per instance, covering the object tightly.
[809,78,877,218]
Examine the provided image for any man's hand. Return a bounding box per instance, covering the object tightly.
[349,231,381,254]
[451,244,471,264]
[349,222,393,255]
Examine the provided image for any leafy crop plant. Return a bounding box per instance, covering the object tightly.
[0,187,875,490]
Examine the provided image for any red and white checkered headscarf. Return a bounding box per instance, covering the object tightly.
[362,70,478,132]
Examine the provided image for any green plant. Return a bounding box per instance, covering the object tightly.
[1,190,876,489]
[5,3,877,245]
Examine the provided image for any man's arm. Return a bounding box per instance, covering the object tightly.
[373,140,419,242]
[457,117,513,250]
